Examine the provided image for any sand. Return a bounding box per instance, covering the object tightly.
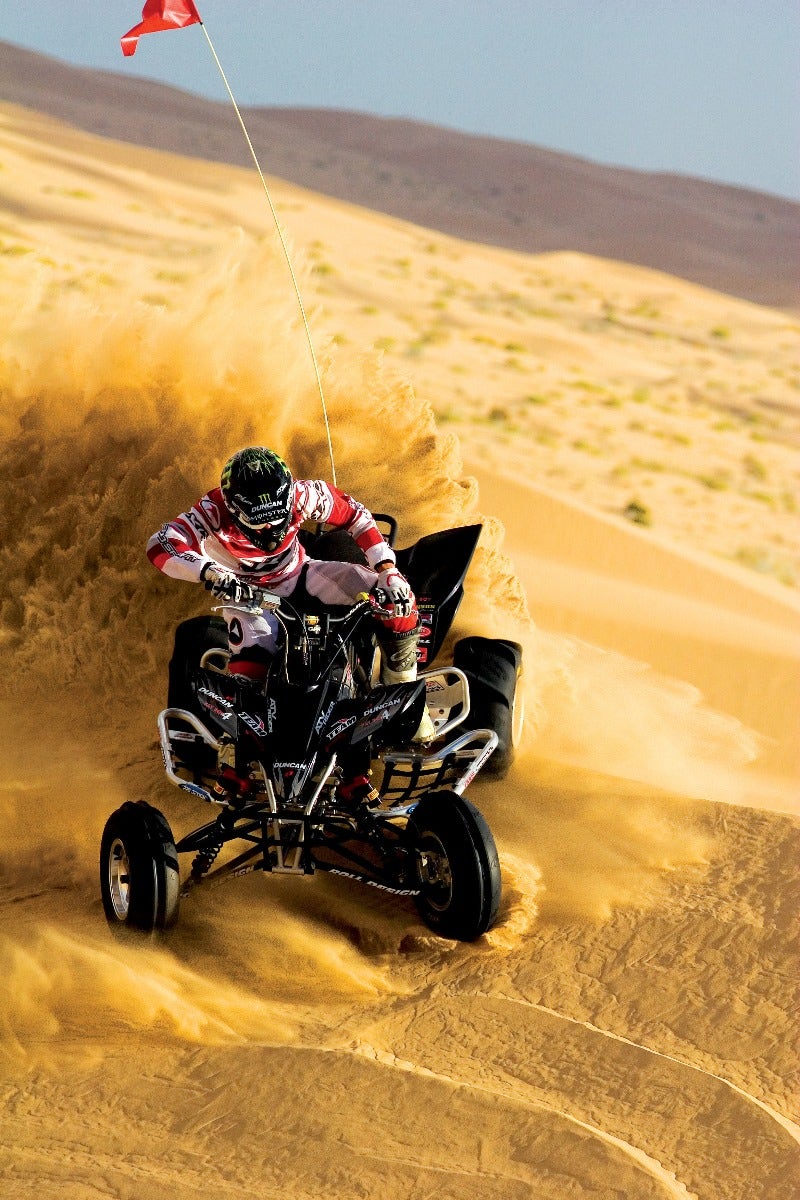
[0,103,798,1199]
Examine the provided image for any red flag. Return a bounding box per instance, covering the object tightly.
[121,0,202,57]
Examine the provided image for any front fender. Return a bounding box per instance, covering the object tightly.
[323,682,426,750]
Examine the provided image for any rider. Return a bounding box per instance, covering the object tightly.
[146,446,435,741]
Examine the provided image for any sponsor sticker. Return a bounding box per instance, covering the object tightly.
[199,686,234,709]
[315,701,336,735]
[327,867,419,896]
[239,711,266,736]
[327,715,357,741]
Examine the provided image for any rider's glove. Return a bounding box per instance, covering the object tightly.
[373,565,413,618]
[200,563,257,606]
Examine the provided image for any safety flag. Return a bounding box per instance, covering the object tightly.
[121,0,202,57]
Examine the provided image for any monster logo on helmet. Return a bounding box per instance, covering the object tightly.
[220,447,294,552]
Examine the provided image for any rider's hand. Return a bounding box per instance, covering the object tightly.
[201,563,257,606]
[373,565,413,618]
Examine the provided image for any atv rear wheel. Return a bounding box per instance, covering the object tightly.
[167,615,228,772]
[168,615,229,712]
[453,637,524,778]
[100,801,180,933]
[408,791,501,941]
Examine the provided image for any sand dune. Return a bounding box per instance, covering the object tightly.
[1,39,798,309]
[472,469,800,789]
[0,103,798,1199]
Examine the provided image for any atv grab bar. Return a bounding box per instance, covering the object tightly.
[157,708,223,805]
[419,665,471,741]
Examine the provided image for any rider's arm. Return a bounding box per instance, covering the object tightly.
[295,480,396,569]
[146,511,214,583]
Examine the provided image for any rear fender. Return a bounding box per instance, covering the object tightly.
[296,521,481,662]
[395,525,481,660]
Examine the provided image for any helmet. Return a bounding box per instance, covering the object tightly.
[220,447,294,552]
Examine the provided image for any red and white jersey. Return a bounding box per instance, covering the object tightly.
[146,480,396,587]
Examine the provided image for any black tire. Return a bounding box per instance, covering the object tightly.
[167,616,228,772]
[167,615,228,712]
[407,791,501,941]
[453,637,524,778]
[100,801,180,932]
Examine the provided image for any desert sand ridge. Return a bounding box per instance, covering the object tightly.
[474,467,800,626]
[0,97,798,1198]
[473,468,800,781]
[352,1038,699,1200]
[1,38,798,309]
[494,992,800,1146]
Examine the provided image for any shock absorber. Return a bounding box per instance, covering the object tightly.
[190,811,232,882]
[190,839,223,883]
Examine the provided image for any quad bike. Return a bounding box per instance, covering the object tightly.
[100,519,523,942]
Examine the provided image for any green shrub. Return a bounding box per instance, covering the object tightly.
[743,454,768,481]
[623,500,652,527]
[697,471,730,491]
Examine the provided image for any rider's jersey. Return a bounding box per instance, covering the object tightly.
[146,480,396,587]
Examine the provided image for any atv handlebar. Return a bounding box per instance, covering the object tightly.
[217,588,389,625]
[358,590,398,621]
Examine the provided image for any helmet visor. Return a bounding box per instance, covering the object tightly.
[227,495,292,550]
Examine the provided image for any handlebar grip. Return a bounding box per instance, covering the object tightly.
[252,588,282,612]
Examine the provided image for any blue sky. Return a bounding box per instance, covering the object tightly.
[5,1,799,199]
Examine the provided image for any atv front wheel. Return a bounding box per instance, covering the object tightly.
[453,637,524,778]
[408,791,501,941]
[100,801,180,933]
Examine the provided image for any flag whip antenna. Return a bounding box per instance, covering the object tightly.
[199,24,336,483]
[121,5,336,480]
[199,25,336,484]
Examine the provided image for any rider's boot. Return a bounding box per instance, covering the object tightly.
[377,624,436,743]
[213,736,254,800]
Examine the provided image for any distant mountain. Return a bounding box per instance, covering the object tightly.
[2,39,797,308]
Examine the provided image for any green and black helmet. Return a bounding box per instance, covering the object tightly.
[220,447,294,551]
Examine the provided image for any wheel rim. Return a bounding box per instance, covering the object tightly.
[416,832,453,912]
[108,837,131,920]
